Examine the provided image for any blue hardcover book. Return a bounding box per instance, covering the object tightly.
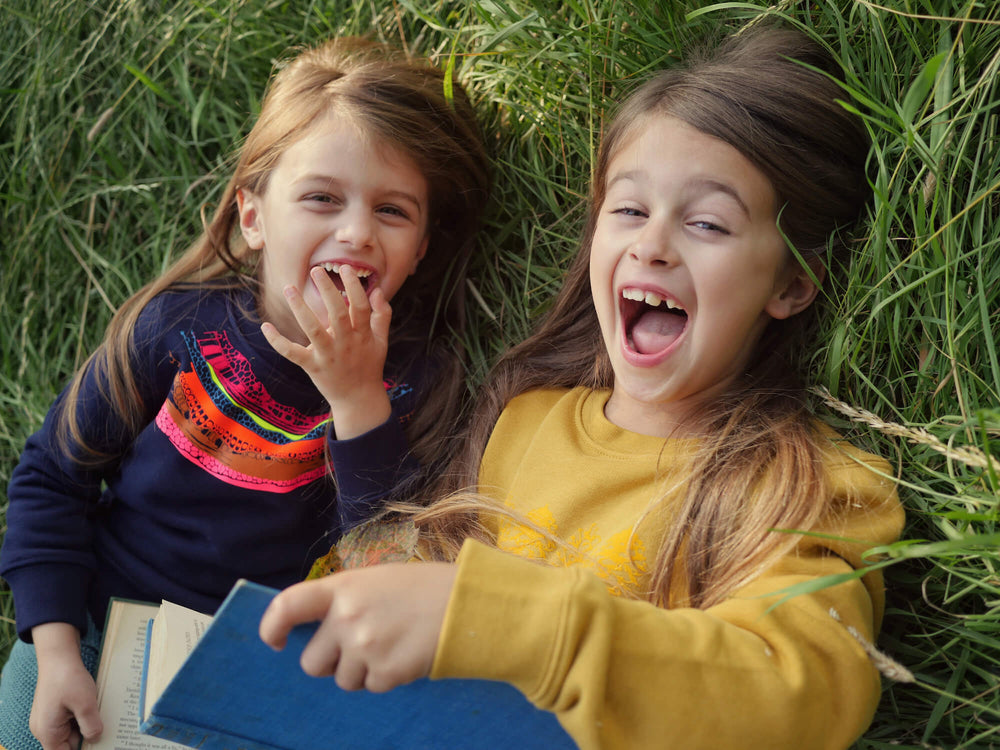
[138,579,575,750]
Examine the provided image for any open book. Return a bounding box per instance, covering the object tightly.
[81,597,210,750]
[83,579,574,750]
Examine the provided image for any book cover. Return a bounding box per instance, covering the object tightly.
[140,579,575,750]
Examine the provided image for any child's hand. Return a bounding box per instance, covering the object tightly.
[259,562,456,693]
[262,265,392,439]
[30,622,102,750]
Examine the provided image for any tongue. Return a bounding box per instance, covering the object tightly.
[630,309,685,355]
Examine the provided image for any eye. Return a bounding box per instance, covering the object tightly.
[689,220,729,235]
[304,193,338,205]
[378,204,408,218]
[611,206,647,218]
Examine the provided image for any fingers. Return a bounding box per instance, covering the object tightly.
[368,287,392,343]
[285,283,336,353]
[297,627,369,692]
[299,613,348,680]
[261,580,365,689]
[259,580,334,651]
[259,285,329,370]
[291,583,371,691]
[69,696,103,744]
[332,654,368,692]
[265,268,386,356]
[260,321,306,365]
[313,265,374,333]
[311,267,353,332]
[261,566,453,697]
[30,717,77,750]
[36,733,77,750]
[30,676,102,750]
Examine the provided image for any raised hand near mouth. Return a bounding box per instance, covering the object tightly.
[261,264,393,439]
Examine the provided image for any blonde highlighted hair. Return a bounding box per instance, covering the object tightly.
[58,37,490,474]
[414,26,872,609]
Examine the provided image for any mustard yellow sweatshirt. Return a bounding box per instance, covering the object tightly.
[430,387,905,750]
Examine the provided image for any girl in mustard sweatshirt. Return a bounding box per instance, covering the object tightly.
[260,26,904,750]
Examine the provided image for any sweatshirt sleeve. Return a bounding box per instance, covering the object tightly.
[327,415,418,530]
[431,491,904,750]
[326,355,426,531]
[0,297,178,639]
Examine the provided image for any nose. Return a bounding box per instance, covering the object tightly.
[628,216,677,267]
[334,205,374,250]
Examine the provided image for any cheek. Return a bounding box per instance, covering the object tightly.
[258,250,289,287]
[588,237,614,288]
[589,241,618,302]
[589,280,617,347]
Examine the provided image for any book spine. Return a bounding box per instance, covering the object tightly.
[141,717,281,750]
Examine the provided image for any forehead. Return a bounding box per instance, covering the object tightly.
[605,114,777,215]
[275,111,425,183]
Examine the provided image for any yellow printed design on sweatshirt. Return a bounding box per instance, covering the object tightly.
[496,506,649,597]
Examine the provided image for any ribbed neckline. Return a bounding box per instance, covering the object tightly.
[575,387,678,458]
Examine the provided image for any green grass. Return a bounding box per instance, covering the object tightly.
[2,1,998,747]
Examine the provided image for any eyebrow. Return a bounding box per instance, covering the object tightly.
[687,177,751,218]
[607,170,752,219]
[296,174,425,215]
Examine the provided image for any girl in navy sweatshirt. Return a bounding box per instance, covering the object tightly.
[0,37,488,750]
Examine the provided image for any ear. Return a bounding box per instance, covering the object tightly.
[765,256,825,320]
[409,233,430,275]
[236,188,265,250]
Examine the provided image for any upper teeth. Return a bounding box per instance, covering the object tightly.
[321,262,372,278]
[621,288,681,310]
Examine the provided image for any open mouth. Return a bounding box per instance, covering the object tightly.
[317,262,375,295]
[621,287,688,355]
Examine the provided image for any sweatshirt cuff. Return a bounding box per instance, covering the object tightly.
[430,539,581,700]
[4,563,92,641]
[328,414,418,529]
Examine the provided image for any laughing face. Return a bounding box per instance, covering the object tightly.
[589,115,819,436]
[237,114,430,346]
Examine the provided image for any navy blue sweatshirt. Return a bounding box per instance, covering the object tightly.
[1,286,421,639]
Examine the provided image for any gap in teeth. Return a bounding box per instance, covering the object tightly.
[320,262,372,278]
[621,287,679,310]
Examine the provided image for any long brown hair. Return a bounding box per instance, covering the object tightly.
[58,37,490,474]
[417,27,871,609]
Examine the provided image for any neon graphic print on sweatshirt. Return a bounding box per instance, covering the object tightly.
[155,330,330,492]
